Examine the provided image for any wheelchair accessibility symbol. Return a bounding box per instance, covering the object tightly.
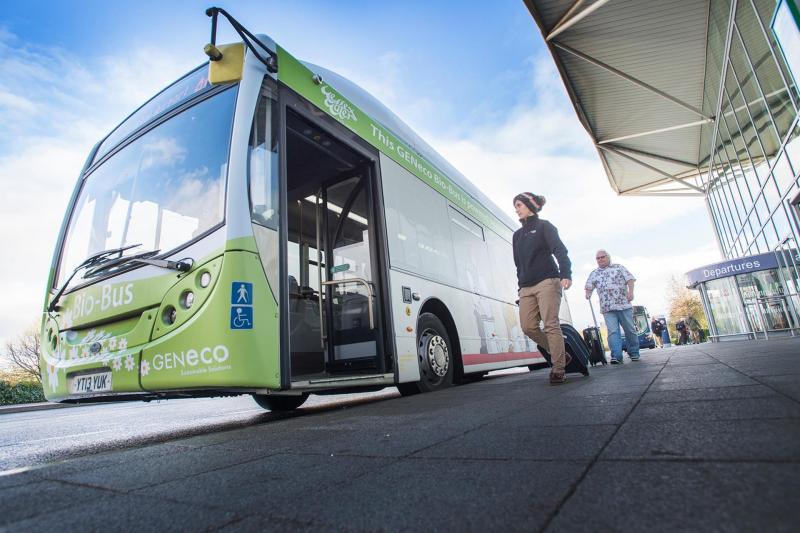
[230,306,253,329]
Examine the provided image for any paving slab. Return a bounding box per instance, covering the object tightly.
[43,443,273,492]
[640,383,778,403]
[415,421,619,461]
[7,492,238,531]
[0,480,111,525]
[134,453,392,516]
[602,418,800,461]
[628,396,800,422]
[276,458,588,532]
[548,462,800,533]
[650,367,758,390]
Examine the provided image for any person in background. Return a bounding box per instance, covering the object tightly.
[585,250,640,363]
[686,315,702,344]
[658,318,671,346]
[650,316,664,348]
[512,192,573,385]
[675,319,689,345]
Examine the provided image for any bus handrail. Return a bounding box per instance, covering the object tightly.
[322,278,375,330]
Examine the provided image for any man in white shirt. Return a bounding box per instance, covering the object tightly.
[585,249,640,363]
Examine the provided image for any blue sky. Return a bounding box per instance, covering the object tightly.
[0,0,719,348]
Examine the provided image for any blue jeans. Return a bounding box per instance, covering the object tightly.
[604,308,640,361]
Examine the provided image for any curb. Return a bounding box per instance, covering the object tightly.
[0,402,81,415]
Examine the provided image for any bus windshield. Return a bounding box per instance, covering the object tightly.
[55,86,238,288]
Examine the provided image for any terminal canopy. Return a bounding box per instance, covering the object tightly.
[524,0,715,197]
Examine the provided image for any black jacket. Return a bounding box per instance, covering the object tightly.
[512,215,572,289]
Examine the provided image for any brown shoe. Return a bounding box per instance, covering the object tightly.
[549,371,567,385]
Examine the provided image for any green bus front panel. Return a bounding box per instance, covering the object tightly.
[40,247,281,401]
[140,250,280,391]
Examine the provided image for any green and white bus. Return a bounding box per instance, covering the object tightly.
[40,9,573,410]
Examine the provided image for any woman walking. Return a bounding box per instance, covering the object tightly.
[512,193,573,384]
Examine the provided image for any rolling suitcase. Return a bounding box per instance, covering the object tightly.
[583,326,607,366]
[537,324,590,376]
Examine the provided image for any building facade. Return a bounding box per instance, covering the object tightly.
[703,0,799,263]
[702,0,800,338]
[526,0,800,339]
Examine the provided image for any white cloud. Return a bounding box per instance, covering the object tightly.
[0,36,193,349]
[414,55,723,331]
[0,89,37,113]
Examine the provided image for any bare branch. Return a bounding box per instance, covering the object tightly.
[4,327,42,384]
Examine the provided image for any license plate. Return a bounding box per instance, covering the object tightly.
[69,372,112,394]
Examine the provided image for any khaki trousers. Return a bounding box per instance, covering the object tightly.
[519,278,566,373]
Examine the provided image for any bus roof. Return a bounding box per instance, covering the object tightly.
[297,60,519,234]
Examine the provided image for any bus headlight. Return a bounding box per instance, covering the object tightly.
[163,306,177,325]
[180,291,195,309]
[199,271,212,288]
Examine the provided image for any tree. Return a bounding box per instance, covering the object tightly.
[665,275,707,330]
[4,327,42,384]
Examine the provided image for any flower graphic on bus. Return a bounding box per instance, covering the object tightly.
[124,354,135,372]
[140,360,150,377]
[118,338,128,351]
[321,85,357,122]
[112,358,122,372]
[109,337,117,350]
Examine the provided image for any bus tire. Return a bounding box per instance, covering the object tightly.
[414,313,455,393]
[252,393,308,411]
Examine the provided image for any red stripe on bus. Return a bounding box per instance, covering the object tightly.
[462,352,544,365]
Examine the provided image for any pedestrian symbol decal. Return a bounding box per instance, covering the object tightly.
[230,281,253,329]
[232,282,253,305]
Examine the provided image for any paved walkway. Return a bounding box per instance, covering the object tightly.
[2,338,799,531]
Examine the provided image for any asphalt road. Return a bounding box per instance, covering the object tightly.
[0,389,403,472]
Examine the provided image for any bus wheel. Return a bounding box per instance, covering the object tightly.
[415,313,454,393]
[252,393,308,411]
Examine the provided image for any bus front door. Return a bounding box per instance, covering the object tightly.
[320,171,385,374]
[284,105,390,383]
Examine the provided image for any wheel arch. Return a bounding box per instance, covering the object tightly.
[418,297,464,383]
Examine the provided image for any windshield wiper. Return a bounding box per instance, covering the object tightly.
[48,244,142,312]
[49,245,195,313]
[85,250,193,278]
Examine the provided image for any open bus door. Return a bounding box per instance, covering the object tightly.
[280,96,392,386]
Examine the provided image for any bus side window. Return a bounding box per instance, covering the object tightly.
[448,206,491,295]
[249,79,279,229]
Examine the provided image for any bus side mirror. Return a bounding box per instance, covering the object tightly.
[206,42,245,84]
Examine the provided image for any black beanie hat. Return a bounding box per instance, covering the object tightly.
[513,192,546,215]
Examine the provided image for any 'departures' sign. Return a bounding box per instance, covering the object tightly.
[685,252,782,288]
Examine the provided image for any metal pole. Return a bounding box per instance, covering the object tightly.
[777,297,794,336]
[588,297,599,330]
[755,299,769,340]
